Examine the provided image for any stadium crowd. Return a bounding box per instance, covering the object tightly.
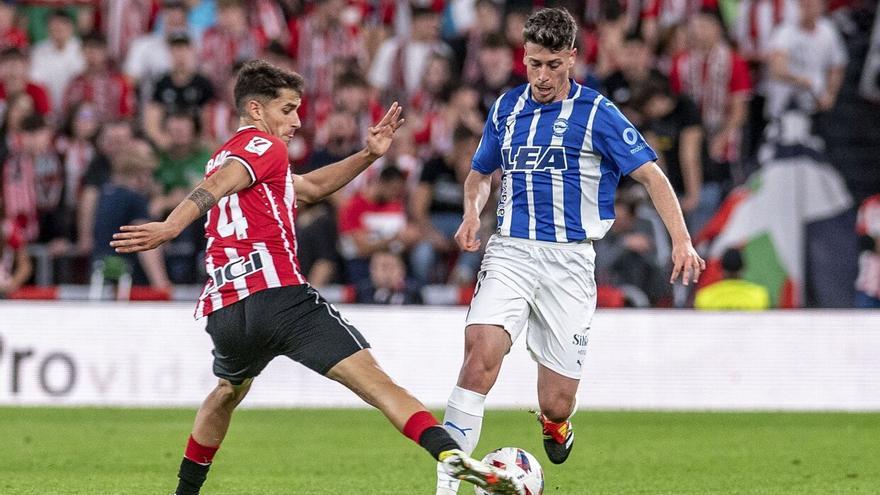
[0,0,877,308]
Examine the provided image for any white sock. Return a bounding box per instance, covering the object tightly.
[436,386,487,495]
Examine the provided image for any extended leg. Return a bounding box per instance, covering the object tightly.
[536,365,579,464]
[437,324,512,494]
[175,378,252,495]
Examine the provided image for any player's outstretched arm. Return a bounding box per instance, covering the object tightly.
[294,102,404,204]
[110,160,252,253]
[454,169,493,252]
[630,161,706,285]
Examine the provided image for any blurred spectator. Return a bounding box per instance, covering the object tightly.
[0,216,32,298]
[602,33,663,109]
[295,200,341,287]
[422,84,484,158]
[410,125,483,286]
[305,111,361,174]
[765,0,847,120]
[152,112,210,283]
[124,0,193,102]
[0,113,67,247]
[642,0,707,48]
[670,8,751,232]
[77,119,135,255]
[201,64,240,147]
[0,47,51,116]
[595,191,667,306]
[152,112,212,216]
[55,102,99,243]
[287,0,364,104]
[64,32,135,121]
[91,140,170,289]
[28,9,84,113]
[473,32,527,114]
[634,75,704,228]
[199,0,267,91]
[0,1,28,51]
[455,0,504,83]
[145,32,215,149]
[102,0,155,63]
[354,250,422,304]
[504,8,529,78]
[733,0,800,157]
[338,164,419,284]
[855,194,880,308]
[695,248,771,310]
[369,5,452,101]
[331,70,382,143]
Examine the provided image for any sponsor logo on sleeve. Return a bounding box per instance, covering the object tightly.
[244,136,273,156]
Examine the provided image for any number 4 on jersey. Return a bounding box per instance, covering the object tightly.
[216,194,249,239]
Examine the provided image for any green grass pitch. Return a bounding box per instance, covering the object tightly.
[3,407,879,494]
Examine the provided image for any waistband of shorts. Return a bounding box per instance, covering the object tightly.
[490,234,593,251]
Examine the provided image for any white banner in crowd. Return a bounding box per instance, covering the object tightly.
[0,302,878,410]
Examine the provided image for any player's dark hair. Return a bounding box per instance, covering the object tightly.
[523,8,578,52]
[233,60,304,115]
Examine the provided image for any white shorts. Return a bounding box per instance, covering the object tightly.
[465,235,597,379]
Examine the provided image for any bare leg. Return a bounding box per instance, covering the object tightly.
[456,324,512,394]
[536,365,579,422]
[326,349,424,430]
[191,378,252,447]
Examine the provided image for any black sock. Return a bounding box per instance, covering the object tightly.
[175,457,211,495]
[419,425,462,460]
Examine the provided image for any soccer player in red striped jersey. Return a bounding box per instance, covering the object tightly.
[109,60,522,495]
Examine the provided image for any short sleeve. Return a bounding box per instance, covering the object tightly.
[229,133,288,184]
[472,102,502,174]
[592,98,658,175]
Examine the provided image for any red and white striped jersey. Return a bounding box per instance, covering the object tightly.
[195,126,306,319]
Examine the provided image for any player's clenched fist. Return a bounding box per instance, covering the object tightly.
[455,215,482,252]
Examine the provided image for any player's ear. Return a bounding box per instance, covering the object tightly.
[568,48,577,69]
[246,99,263,122]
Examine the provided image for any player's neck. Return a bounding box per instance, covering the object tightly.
[240,117,268,134]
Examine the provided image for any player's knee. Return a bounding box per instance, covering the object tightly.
[208,381,246,411]
[540,393,575,423]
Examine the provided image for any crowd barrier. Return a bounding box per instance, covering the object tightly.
[0,302,878,410]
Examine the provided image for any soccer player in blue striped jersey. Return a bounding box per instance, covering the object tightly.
[436,8,706,494]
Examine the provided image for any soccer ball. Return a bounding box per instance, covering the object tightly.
[474,447,544,495]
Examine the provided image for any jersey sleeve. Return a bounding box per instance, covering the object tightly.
[471,101,502,174]
[592,97,658,175]
[229,133,289,184]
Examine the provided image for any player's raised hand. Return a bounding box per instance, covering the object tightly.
[110,222,177,253]
[670,241,706,286]
[454,215,482,252]
[365,102,404,159]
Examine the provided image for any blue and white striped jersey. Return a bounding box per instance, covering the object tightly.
[473,80,658,242]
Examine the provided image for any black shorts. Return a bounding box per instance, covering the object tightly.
[205,285,370,384]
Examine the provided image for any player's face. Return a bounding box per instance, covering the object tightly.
[524,42,576,104]
[256,88,302,143]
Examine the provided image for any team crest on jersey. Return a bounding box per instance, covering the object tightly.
[244,136,273,156]
[552,118,568,137]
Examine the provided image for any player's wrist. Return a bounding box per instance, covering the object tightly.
[362,148,381,163]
